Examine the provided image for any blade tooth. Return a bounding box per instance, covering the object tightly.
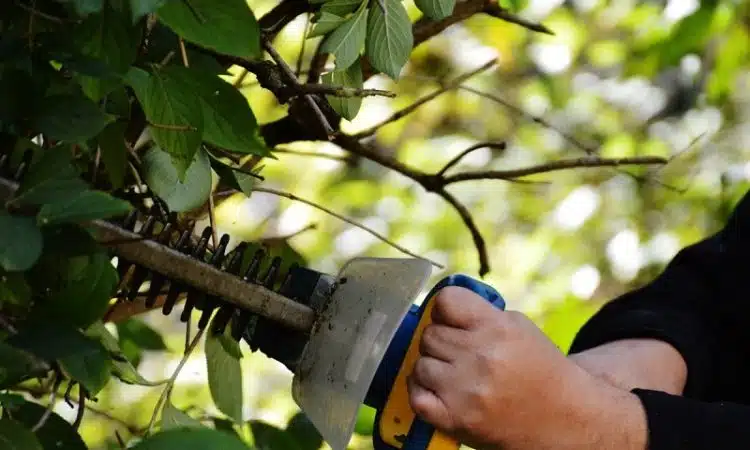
[161,229,194,315]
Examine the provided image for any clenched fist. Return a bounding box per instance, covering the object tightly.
[406,286,648,450]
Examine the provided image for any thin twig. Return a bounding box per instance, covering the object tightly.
[484,4,554,35]
[264,223,317,241]
[15,0,68,23]
[442,156,668,184]
[147,327,206,435]
[148,122,197,132]
[178,38,190,67]
[352,60,497,139]
[438,141,507,176]
[272,147,351,161]
[252,187,444,268]
[31,378,59,432]
[262,37,335,138]
[0,315,18,334]
[457,85,598,155]
[298,83,396,98]
[73,394,85,429]
[440,189,489,277]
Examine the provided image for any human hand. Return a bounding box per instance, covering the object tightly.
[569,338,687,395]
[407,286,648,450]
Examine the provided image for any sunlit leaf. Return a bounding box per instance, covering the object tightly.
[130,427,251,450]
[365,0,413,79]
[127,67,204,179]
[142,146,212,212]
[320,2,368,70]
[161,401,204,430]
[86,321,167,387]
[309,12,347,38]
[414,0,454,20]
[0,418,43,450]
[157,0,261,59]
[0,212,42,272]
[322,60,364,120]
[205,327,243,423]
[162,66,269,156]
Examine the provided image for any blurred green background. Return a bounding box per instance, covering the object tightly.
[59,0,750,448]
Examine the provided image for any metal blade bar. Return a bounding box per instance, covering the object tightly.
[0,176,316,333]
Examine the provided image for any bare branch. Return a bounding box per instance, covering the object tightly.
[458,85,599,155]
[252,186,445,268]
[484,3,554,35]
[442,156,668,184]
[352,59,497,139]
[438,141,507,176]
[273,147,352,162]
[262,37,336,138]
[298,83,396,98]
[440,189,489,276]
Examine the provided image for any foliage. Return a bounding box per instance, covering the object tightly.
[1,0,750,449]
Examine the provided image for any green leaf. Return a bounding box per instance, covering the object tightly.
[4,400,88,450]
[11,149,88,207]
[207,152,258,197]
[657,2,717,68]
[58,337,112,396]
[130,0,168,22]
[0,343,45,389]
[212,418,240,438]
[130,427,251,450]
[414,0,454,20]
[0,272,32,305]
[365,0,413,79]
[161,401,204,430]
[249,421,302,450]
[72,2,141,100]
[0,418,43,450]
[353,405,376,435]
[34,94,113,143]
[86,321,167,386]
[142,146,212,212]
[320,1,368,70]
[322,60,363,120]
[37,190,132,226]
[97,121,128,189]
[309,12,347,38]
[129,66,204,178]
[285,413,323,450]
[116,319,168,351]
[320,0,363,18]
[0,393,26,409]
[6,321,97,361]
[0,212,43,272]
[162,66,269,156]
[157,0,261,59]
[38,252,118,328]
[205,327,243,423]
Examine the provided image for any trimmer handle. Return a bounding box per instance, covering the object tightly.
[376,274,506,450]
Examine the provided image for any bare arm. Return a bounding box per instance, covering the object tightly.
[569,338,687,395]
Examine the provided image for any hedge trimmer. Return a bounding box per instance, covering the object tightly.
[0,144,506,450]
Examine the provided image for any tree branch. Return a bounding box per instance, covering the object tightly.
[438,141,507,176]
[252,186,445,268]
[441,156,668,184]
[352,59,497,139]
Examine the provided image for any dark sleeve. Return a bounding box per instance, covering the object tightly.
[568,190,750,449]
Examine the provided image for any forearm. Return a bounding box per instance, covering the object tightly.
[569,338,687,395]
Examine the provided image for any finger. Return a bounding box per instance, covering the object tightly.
[419,324,468,362]
[407,374,454,432]
[431,286,487,329]
[412,355,453,393]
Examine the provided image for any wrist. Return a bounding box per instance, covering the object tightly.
[554,365,648,450]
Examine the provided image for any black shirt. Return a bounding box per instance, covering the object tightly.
[568,189,750,449]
